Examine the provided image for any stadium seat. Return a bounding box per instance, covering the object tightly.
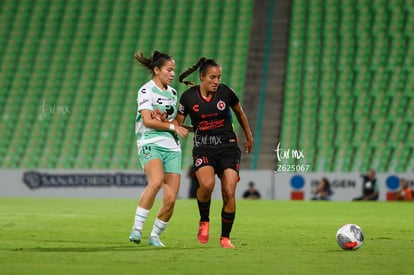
[282,0,413,172]
[0,0,254,170]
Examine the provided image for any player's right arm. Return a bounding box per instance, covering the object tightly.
[141,109,188,138]
[138,86,187,138]
[151,110,193,133]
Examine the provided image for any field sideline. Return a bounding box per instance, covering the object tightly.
[0,198,412,274]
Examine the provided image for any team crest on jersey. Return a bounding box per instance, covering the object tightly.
[217,100,226,111]
[195,158,203,167]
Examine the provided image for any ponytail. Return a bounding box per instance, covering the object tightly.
[134,50,172,75]
[179,57,221,86]
[178,57,207,86]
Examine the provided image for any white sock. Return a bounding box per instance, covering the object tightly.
[150,218,168,237]
[133,207,150,231]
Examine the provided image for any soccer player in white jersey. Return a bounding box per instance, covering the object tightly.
[129,50,188,247]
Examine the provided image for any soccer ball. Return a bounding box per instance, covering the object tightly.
[336,224,364,250]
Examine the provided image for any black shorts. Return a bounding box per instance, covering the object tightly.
[192,145,241,176]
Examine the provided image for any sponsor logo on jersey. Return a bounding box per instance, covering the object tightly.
[201,113,218,119]
[156,97,175,104]
[192,104,200,112]
[198,119,225,130]
[139,98,149,107]
[217,100,225,111]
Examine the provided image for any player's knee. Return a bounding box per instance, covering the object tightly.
[222,191,235,202]
[166,190,178,202]
[196,175,213,192]
[222,187,236,202]
[199,182,214,193]
[147,180,163,193]
[163,194,177,211]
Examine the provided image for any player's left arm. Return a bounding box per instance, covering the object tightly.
[231,103,253,154]
[174,113,194,132]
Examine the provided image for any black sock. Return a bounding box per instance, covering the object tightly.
[197,199,211,222]
[221,210,235,238]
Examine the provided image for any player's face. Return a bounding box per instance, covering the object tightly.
[155,59,175,87]
[368,170,375,179]
[200,65,222,93]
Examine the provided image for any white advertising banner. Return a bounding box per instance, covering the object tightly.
[274,172,414,201]
[0,169,273,200]
[0,169,412,201]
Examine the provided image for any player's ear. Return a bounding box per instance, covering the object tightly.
[154,66,161,75]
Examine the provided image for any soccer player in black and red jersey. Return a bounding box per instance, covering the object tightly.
[175,58,253,248]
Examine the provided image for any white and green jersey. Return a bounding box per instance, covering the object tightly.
[135,80,180,151]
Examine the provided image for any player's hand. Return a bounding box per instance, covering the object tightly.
[245,136,253,154]
[151,109,167,122]
[174,126,188,138]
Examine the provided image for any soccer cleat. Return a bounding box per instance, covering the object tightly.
[129,228,142,244]
[197,221,210,244]
[148,236,165,247]
[220,237,235,248]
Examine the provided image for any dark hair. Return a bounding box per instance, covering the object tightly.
[322,177,331,188]
[321,177,333,196]
[134,50,173,75]
[179,57,221,86]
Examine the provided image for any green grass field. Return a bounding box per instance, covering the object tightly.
[0,198,413,275]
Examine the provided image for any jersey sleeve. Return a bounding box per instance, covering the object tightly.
[137,86,153,112]
[223,84,239,107]
[178,90,189,115]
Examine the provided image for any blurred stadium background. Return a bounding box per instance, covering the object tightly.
[0,0,412,176]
